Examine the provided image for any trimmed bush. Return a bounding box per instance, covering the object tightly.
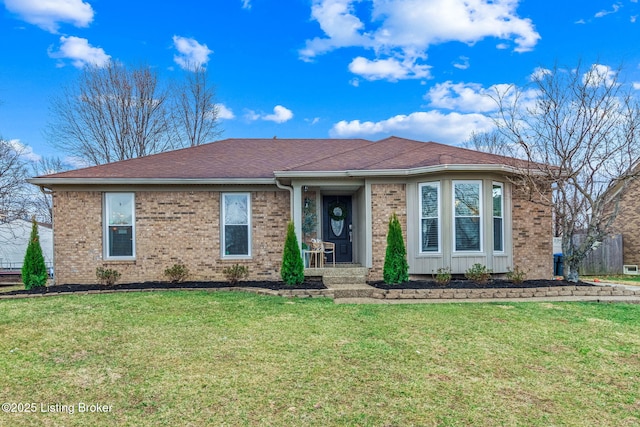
[281,221,304,286]
[164,263,189,283]
[465,263,492,284]
[383,212,409,284]
[96,267,121,286]
[433,267,452,286]
[22,217,48,290]
[222,264,249,285]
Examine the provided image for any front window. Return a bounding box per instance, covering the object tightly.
[493,183,504,252]
[104,193,135,259]
[419,182,440,252]
[222,193,251,257]
[454,181,482,252]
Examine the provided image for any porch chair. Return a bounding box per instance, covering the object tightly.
[322,241,335,267]
[306,239,324,268]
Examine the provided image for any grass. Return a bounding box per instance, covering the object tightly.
[1,292,639,426]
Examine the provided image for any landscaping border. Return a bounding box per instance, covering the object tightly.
[371,285,640,300]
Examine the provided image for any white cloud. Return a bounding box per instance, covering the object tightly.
[348,56,431,81]
[299,0,370,61]
[48,36,111,68]
[172,36,213,70]
[301,0,540,80]
[453,56,470,70]
[245,105,294,123]
[216,104,235,120]
[595,4,621,18]
[3,0,94,33]
[306,117,321,125]
[582,64,618,87]
[633,82,640,90]
[530,67,552,81]
[7,139,41,162]
[330,110,495,145]
[263,105,294,123]
[241,0,251,9]
[426,81,505,113]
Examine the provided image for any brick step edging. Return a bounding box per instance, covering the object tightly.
[0,287,335,300]
[371,286,640,300]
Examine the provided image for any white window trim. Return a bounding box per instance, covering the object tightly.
[453,180,483,253]
[103,192,136,260]
[493,182,505,253]
[221,192,252,259]
[418,182,441,254]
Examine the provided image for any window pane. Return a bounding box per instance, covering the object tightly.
[421,218,438,252]
[421,185,438,217]
[108,193,133,225]
[105,193,134,258]
[455,217,480,251]
[225,225,248,255]
[224,194,248,225]
[494,218,503,252]
[109,226,133,257]
[223,193,250,257]
[454,183,480,216]
[493,185,503,217]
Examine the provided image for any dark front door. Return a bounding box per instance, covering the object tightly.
[323,195,352,263]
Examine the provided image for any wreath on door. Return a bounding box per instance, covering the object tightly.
[328,200,348,221]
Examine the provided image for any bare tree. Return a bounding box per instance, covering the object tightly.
[29,156,68,223]
[172,65,221,147]
[491,62,640,281]
[47,62,180,165]
[0,138,28,223]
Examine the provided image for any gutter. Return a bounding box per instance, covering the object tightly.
[27,177,278,187]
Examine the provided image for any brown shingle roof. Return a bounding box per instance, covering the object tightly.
[35,136,522,181]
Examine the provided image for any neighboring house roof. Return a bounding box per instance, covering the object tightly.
[29,136,528,186]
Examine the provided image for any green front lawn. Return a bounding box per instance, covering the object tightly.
[1,292,639,426]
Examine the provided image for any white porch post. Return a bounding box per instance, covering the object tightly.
[292,183,303,251]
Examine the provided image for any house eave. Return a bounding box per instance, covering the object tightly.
[27,177,278,188]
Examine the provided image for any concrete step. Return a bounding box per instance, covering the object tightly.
[322,267,368,277]
[332,287,374,299]
[323,275,368,285]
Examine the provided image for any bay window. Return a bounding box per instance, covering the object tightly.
[419,182,440,252]
[453,181,482,252]
[493,183,504,252]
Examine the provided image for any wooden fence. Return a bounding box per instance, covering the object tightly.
[575,234,623,276]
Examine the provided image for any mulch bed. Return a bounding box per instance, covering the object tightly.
[1,280,326,296]
[369,279,596,290]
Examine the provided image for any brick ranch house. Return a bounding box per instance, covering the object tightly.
[29,136,553,285]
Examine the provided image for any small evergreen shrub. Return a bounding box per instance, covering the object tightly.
[465,263,492,284]
[22,218,48,290]
[506,266,527,284]
[96,267,121,286]
[433,267,452,286]
[164,263,189,283]
[383,212,409,285]
[222,264,249,285]
[281,222,304,286]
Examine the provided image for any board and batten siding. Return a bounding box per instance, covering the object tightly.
[405,175,514,276]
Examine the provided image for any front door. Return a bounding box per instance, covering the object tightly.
[323,195,352,263]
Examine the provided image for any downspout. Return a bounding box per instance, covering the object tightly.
[275,179,294,220]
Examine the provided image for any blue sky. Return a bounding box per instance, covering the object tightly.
[2,0,640,166]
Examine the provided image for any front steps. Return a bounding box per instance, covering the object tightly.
[304,265,374,299]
